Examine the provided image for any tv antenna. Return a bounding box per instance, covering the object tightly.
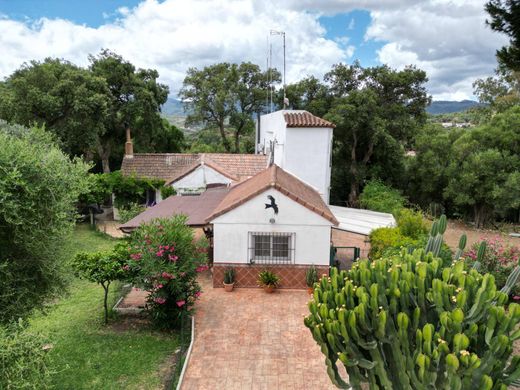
[269,29,287,110]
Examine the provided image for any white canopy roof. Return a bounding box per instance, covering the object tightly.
[329,205,396,235]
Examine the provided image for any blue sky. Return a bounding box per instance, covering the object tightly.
[0,0,503,100]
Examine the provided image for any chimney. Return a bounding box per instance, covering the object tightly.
[125,126,133,158]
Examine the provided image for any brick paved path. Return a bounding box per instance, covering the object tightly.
[181,273,343,389]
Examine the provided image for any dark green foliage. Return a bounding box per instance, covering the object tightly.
[486,0,520,71]
[118,203,146,224]
[180,62,280,153]
[0,321,52,389]
[305,217,520,388]
[306,265,319,288]
[71,243,130,324]
[0,123,90,324]
[127,216,208,328]
[160,186,176,200]
[359,180,406,215]
[224,268,236,284]
[257,270,280,287]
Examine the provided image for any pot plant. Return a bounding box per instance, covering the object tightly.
[223,267,235,292]
[305,265,318,294]
[258,270,280,293]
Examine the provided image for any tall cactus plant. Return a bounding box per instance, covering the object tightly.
[306,216,520,389]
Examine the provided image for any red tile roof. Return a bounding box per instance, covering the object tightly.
[119,186,230,232]
[284,111,335,128]
[206,165,338,225]
[121,153,268,182]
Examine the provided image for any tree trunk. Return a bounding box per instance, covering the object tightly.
[474,204,488,229]
[97,142,111,173]
[219,121,231,152]
[102,282,110,325]
[347,132,359,206]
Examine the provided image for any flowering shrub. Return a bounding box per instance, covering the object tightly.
[127,216,208,328]
[465,235,520,298]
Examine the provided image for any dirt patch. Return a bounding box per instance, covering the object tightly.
[443,219,520,252]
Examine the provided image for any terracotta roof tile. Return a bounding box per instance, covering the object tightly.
[121,153,268,182]
[284,111,335,128]
[119,186,230,231]
[206,165,338,225]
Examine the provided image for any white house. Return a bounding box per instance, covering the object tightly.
[257,110,334,203]
[206,164,337,288]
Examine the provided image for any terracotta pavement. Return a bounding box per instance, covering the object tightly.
[181,273,342,390]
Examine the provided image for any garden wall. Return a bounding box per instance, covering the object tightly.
[331,228,371,259]
[212,264,329,289]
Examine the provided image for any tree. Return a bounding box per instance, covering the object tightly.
[89,50,170,172]
[278,76,332,118]
[180,62,280,153]
[0,58,109,159]
[444,107,520,227]
[325,63,430,206]
[72,244,129,324]
[486,0,520,71]
[0,121,90,324]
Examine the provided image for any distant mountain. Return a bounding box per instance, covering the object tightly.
[426,100,481,115]
[161,98,186,116]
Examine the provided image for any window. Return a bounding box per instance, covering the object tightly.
[249,232,295,264]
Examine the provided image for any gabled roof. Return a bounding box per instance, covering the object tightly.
[119,186,230,232]
[206,164,338,225]
[121,153,268,182]
[284,111,335,128]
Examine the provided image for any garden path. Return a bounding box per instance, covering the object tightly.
[181,272,341,390]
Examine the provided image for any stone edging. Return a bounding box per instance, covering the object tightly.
[175,316,195,390]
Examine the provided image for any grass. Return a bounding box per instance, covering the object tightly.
[27,224,179,390]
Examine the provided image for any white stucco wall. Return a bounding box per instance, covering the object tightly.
[257,110,333,203]
[211,189,332,266]
[172,165,232,194]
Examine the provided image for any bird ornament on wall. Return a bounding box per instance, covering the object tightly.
[265,195,279,215]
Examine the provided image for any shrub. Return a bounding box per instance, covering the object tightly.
[160,186,176,199]
[118,202,146,223]
[127,216,208,328]
[0,123,90,324]
[359,180,405,214]
[0,321,52,389]
[465,236,520,298]
[71,243,130,324]
[305,251,520,389]
[368,227,418,259]
[395,208,429,239]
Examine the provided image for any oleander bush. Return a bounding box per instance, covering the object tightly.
[306,216,520,389]
[127,216,208,328]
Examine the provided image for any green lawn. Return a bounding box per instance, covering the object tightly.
[28,224,179,390]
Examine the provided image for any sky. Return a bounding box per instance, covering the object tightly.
[0,0,506,101]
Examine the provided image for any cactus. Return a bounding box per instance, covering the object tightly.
[306,216,520,389]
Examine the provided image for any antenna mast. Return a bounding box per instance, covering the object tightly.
[270,30,286,109]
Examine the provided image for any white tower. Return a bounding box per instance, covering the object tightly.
[257,110,335,204]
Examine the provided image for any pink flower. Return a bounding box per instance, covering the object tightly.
[513,296,520,301]
[176,300,186,307]
[154,297,166,304]
[161,272,174,279]
[154,283,164,289]
[195,291,202,298]
[122,265,130,271]
[168,254,178,262]
[196,265,209,273]
[156,250,165,257]
[130,253,142,261]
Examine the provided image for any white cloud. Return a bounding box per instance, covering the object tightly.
[0,0,351,95]
[366,0,507,99]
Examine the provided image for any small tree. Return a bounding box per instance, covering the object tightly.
[127,216,208,329]
[72,243,129,324]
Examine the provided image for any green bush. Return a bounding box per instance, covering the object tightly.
[0,123,90,324]
[395,208,429,239]
[160,186,176,199]
[369,227,418,259]
[305,249,520,389]
[119,202,146,223]
[359,180,406,214]
[127,216,208,328]
[0,321,52,389]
